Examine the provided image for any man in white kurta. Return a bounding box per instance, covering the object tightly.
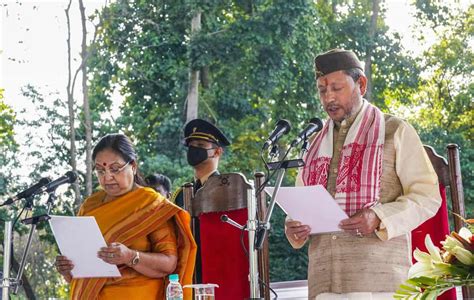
[285,49,441,299]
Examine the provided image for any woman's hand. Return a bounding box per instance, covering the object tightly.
[98,242,134,266]
[55,255,74,283]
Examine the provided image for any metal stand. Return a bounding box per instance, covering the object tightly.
[221,182,263,300]
[254,158,303,250]
[13,191,55,295]
[221,159,303,299]
[2,221,13,300]
[254,139,307,250]
[0,190,56,297]
[220,138,309,299]
[246,182,261,299]
[254,167,285,250]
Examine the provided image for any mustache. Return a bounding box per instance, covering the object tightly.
[325,102,339,109]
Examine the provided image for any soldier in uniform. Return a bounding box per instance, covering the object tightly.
[171,118,231,283]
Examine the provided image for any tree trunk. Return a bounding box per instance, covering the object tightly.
[65,0,81,206]
[79,0,93,198]
[364,0,380,102]
[186,11,201,122]
[200,66,209,89]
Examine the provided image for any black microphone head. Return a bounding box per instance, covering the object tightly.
[308,118,323,131]
[220,214,229,222]
[39,177,52,186]
[262,119,292,150]
[65,171,78,184]
[290,117,324,147]
[276,119,292,134]
[16,177,51,199]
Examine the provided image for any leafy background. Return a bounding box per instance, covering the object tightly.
[0,0,472,298]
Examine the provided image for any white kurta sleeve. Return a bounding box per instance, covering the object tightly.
[371,121,442,240]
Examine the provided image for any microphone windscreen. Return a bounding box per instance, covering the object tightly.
[309,117,323,129]
[65,171,78,183]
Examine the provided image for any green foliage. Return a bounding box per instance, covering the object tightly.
[396,3,473,216]
[0,89,19,197]
[414,0,452,29]
[2,0,472,296]
[0,89,17,153]
[269,206,308,281]
[394,276,473,299]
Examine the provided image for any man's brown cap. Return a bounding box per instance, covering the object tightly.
[314,49,364,78]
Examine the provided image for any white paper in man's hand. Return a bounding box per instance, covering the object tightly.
[265,185,348,234]
[49,215,121,278]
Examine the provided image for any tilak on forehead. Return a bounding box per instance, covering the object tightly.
[314,48,363,78]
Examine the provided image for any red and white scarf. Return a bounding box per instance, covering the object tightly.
[301,100,385,216]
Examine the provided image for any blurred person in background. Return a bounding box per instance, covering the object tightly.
[146,173,172,198]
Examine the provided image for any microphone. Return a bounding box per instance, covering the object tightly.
[220,214,244,230]
[43,171,78,193]
[262,119,292,150]
[3,177,51,205]
[290,118,323,147]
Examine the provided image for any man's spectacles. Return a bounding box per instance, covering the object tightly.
[94,161,131,177]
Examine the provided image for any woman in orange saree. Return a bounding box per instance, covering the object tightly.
[55,134,196,300]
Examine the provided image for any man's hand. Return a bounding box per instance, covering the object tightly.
[339,208,381,237]
[285,219,311,241]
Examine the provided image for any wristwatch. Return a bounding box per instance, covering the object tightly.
[130,251,140,266]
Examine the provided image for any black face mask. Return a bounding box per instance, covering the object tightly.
[187,146,210,166]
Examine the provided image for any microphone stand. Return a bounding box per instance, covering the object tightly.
[255,139,307,250]
[254,166,284,250]
[11,190,56,295]
[1,193,36,299]
[2,220,13,300]
[220,139,308,299]
[221,144,286,299]
[300,139,309,159]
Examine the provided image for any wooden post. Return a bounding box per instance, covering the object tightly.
[446,144,471,299]
[446,144,465,232]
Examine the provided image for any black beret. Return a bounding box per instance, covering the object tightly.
[183,119,231,147]
[314,49,364,78]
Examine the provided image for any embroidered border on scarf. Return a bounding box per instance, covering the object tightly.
[301,100,385,216]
